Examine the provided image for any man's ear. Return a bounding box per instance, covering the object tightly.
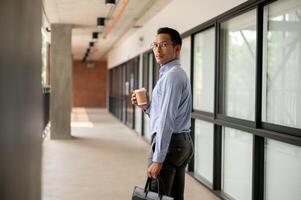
[175,45,182,56]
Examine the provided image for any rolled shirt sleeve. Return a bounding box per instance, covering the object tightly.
[143,103,151,117]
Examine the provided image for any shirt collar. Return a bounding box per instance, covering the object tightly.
[159,59,180,78]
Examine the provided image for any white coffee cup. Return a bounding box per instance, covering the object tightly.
[134,88,147,106]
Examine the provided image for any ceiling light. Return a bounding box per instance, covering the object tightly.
[45,27,51,32]
[92,32,98,39]
[92,32,98,42]
[97,17,105,27]
[105,0,116,5]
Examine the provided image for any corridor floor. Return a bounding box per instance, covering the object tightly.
[42,108,219,200]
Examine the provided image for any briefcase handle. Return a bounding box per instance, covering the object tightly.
[144,177,166,199]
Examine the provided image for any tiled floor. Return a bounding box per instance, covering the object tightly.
[42,108,219,200]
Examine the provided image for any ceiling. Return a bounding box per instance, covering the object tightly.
[42,0,171,61]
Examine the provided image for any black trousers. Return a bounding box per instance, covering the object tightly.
[147,132,194,200]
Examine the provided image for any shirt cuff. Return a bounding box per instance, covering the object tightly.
[143,106,150,117]
[152,151,166,163]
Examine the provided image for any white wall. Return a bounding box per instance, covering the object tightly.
[107,0,247,68]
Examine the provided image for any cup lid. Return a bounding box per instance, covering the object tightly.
[135,88,146,92]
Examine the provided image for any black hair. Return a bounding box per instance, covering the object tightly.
[157,27,182,46]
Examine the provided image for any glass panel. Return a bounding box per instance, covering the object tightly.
[135,57,143,135]
[193,28,215,112]
[122,66,126,123]
[221,10,257,120]
[144,116,151,141]
[41,28,47,86]
[181,37,191,80]
[265,139,301,200]
[262,0,301,129]
[135,108,142,134]
[222,127,252,200]
[194,120,214,183]
[143,53,154,141]
[148,53,153,98]
[126,64,134,127]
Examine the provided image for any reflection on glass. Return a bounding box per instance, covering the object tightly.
[41,28,47,86]
[262,0,301,129]
[181,37,191,80]
[194,120,214,183]
[222,127,252,200]
[221,10,257,120]
[144,116,151,141]
[135,108,142,134]
[135,61,143,135]
[193,28,215,112]
[148,53,153,98]
[265,139,301,200]
[144,53,154,141]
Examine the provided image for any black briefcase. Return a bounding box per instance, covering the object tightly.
[132,178,174,200]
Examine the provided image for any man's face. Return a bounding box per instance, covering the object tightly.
[152,33,181,66]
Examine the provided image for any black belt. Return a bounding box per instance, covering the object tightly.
[172,132,191,140]
[173,132,190,135]
[152,132,190,142]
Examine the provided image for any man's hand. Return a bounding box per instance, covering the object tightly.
[131,91,150,110]
[147,162,163,179]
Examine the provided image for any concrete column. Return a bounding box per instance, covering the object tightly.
[0,0,42,199]
[50,24,73,139]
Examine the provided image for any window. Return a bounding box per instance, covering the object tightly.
[135,57,143,135]
[181,37,191,80]
[144,117,151,141]
[222,127,253,200]
[194,120,214,183]
[143,53,154,141]
[220,10,257,120]
[265,139,301,200]
[262,0,301,129]
[193,28,215,112]
[148,53,154,97]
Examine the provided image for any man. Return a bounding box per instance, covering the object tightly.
[131,27,193,200]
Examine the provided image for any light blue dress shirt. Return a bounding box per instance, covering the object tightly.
[144,59,192,163]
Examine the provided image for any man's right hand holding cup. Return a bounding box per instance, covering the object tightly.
[131,88,150,110]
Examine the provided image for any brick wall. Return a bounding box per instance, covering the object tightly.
[73,61,107,107]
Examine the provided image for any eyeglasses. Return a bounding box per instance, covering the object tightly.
[150,41,174,50]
